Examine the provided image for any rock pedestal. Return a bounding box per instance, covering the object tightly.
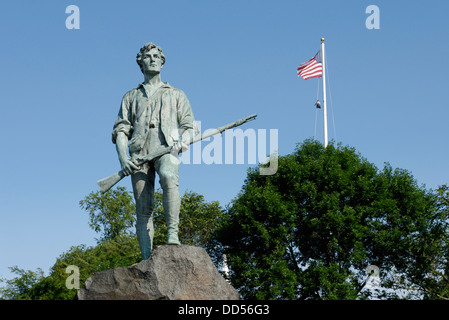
[75,245,239,300]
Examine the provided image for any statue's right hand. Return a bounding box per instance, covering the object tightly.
[119,157,140,176]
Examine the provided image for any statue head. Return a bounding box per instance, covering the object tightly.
[136,42,166,74]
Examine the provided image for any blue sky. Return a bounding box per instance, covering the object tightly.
[1,1,449,282]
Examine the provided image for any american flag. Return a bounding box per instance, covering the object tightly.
[297,50,322,80]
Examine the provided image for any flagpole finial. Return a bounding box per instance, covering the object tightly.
[321,37,325,42]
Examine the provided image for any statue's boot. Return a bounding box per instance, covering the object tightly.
[163,188,181,245]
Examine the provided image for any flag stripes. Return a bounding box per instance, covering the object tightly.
[297,50,323,80]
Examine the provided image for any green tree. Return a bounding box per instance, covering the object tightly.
[215,139,449,300]
[389,184,449,300]
[0,266,45,300]
[79,186,135,241]
[0,236,142,300]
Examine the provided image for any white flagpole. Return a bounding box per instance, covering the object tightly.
[321,37,328,148]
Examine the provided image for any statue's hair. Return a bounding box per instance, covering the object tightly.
[136,42,166,73]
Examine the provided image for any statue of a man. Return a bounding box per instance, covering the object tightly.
[112,42,197,260]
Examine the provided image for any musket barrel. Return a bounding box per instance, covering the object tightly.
[192,113,257,144]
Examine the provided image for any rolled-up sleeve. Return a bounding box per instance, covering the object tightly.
[112,93,133,144]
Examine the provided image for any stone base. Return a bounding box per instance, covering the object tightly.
[75,244,239,300]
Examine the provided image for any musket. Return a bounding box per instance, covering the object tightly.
[97,113,258,193]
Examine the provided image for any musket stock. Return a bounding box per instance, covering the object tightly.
[97,113,257,193]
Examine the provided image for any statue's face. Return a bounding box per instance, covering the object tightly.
[141,48,163,74]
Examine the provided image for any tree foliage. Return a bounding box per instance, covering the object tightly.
[215,139,449,300]
[79,186,136,242]
[0,267,45,300]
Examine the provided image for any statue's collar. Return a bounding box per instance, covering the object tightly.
[137,82,171,89]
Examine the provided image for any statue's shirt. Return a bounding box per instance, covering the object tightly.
[112,82,196,158]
